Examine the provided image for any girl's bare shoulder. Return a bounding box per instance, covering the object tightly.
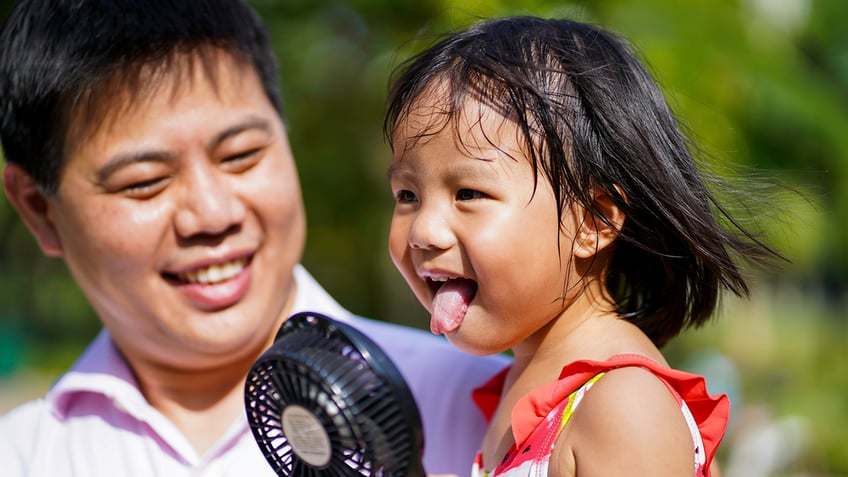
[551,366,694,476]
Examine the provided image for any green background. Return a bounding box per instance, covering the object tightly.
[0,0,846,474]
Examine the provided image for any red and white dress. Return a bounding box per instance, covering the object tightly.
[471,354,730,477]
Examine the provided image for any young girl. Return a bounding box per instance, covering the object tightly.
[384,16,780,477]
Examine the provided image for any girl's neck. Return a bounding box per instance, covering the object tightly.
[507,295,665,390]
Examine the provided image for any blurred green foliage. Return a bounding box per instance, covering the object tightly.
[0,0,846,474]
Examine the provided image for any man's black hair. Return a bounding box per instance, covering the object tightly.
[0,0,281,194]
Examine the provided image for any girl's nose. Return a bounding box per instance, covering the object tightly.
[408,205,454,251]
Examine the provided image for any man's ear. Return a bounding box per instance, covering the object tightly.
[3,164,63,256]
[573,188,626,259]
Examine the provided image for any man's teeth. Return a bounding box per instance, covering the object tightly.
[178,259,245,284]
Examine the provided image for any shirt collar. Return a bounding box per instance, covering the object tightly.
[290,263,353,321]
[46,329,142,420]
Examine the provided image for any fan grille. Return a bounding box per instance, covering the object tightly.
[245,314,422,476]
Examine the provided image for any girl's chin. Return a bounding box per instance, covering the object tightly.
[445,330,508,357]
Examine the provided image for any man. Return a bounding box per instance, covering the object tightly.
[0,0,508,475]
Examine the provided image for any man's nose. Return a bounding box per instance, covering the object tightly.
[173,165,246,238]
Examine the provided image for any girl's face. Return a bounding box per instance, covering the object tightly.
[388,94,587,356]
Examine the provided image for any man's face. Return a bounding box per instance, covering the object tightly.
[41,51,306,370]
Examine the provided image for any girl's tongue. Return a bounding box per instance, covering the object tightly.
[430,278,477,335]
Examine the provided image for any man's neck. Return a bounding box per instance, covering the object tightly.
[133,351,260,455]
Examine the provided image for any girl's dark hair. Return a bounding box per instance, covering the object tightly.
[384,16,782,347]
[0,0,281,194]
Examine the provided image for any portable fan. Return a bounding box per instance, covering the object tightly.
[244,311,426,477]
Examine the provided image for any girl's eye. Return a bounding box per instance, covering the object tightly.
[395,189,417,203]
[456,189,485,201]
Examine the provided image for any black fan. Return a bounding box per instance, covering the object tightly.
[245,311,426,477]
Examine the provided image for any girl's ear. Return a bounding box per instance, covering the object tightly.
[573,187,626,259]
[3,164,64,256]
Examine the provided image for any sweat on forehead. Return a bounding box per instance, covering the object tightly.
[389,76,543,167]
[62,47,254,160]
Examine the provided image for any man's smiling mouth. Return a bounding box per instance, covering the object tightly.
[167,258,249,285]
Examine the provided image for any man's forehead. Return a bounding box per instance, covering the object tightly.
[63,48,255,149]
